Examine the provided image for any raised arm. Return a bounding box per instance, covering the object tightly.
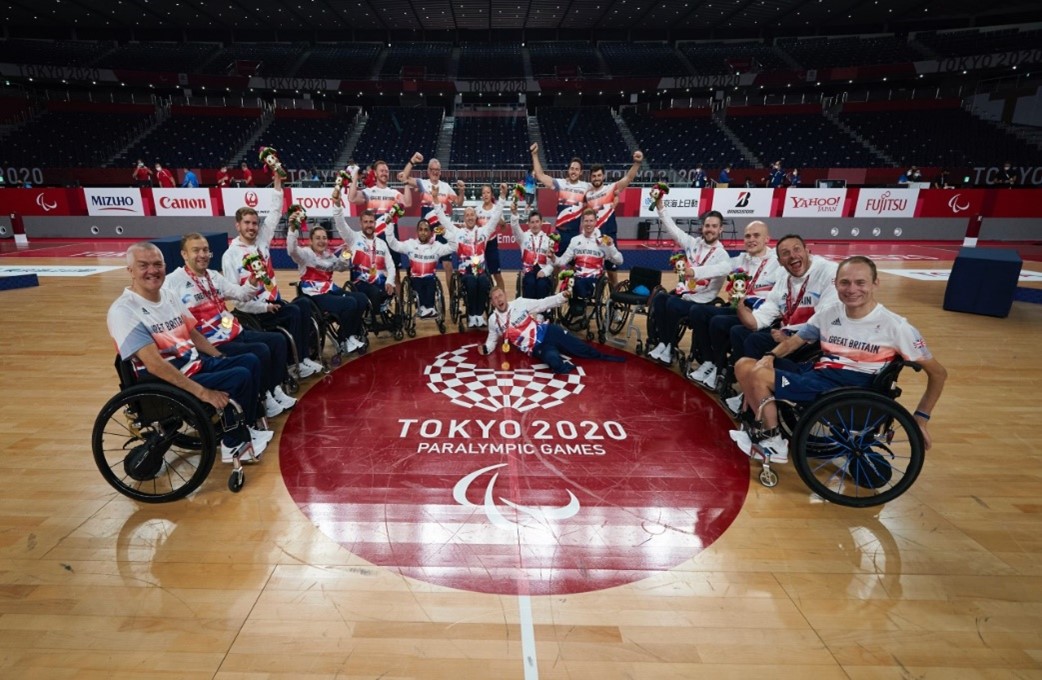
[397,152,424,188]
[258,174,283,249]
[529,143,555,189]
[655,197,696,250]
[615,150,644,191]
[331,187,362,243]
[346,169,367,205]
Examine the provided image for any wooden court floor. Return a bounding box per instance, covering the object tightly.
[1,246,1042,679]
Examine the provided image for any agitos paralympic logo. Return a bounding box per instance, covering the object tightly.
[278,335,747,595]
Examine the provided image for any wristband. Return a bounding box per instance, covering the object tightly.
[914,410,931,421]
[765,351,776,358]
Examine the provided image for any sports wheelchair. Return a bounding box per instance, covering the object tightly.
[736,359,926,507]
[292,282,370,367]
[231,308,306,390]
[92,357,253,502]
[605,266,664,355]
[560,272,611,344]
[400,275,447,336]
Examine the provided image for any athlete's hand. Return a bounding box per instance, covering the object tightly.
[500,183,508,198]
[385,282,396,296]
[770,328,787,343]
[456,180,466,193]
[561,289,572,299]
[917,420,933,450]
[411,152,424,165]
[197,387,229,411]
[530,143,539,155]
[536,271,546,278]
[633,150,644,163]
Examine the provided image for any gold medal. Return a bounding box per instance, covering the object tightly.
[471,255,481,268]
[341,249,352,261]
[502,340,510,353]
[369,266,377,279]
[220,312,234,329]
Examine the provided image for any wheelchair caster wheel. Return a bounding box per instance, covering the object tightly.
[406,326,416,338]
[458,321,465,333]
[330,353,343,367]
[586,331,593,341]
[438,321,446,334]
[759,467,778,488]
[229,468,245,493]
[283,377,299,396]
[635,341,643,355]
[393,329,404,341]
[598,331,606,344]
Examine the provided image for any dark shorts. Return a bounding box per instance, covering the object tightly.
[774,367,875,403]
[485,236,501,275]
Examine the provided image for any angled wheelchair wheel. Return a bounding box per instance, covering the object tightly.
[448,274,461,323]
[607,280,631,336]
[790,390,925,507]
[92,383,217,503]
[400,277,417,337]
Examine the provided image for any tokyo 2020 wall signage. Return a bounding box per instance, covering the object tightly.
[280,335,748,595]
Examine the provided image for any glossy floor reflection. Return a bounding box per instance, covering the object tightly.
[281,334,748,595]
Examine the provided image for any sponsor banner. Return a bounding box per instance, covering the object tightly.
[84,187,145,216]
[455,79,534,93]
[639,187,702,217]
[988,189,1042,217]
[286,188,340,217]
[0,188,76,216]
[915,188,987,218]
[708,188,773,218]
[854,188,919,218]
[781,188,848,218]
[0,265,123,277]
[220,188,276,216]
[881,268,1042,283]
[153,188,215,216]
[972,165,1042,187]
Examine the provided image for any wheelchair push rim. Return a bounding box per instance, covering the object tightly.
[790,390,925,507]
[92,383,218,503]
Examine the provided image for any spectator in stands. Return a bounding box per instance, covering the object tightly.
[743,177,755,188]
[132,159,152,187]
[240,161,254,187]
[932,168,954,189]
[524,170,537,205]
[994,162,1017,187]
[155,163,175,188]
[181,168,200,188]
[766,161,786,188]
[308,168,321,183]
[718,164,732,187]
[787,168,802,188]
[216,165,231,188]
[690,164,708,188]
[898,166,922,185]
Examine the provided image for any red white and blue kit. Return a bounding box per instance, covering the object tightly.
[483,294,569,355]
[286,235,353,295]
[556,233,623,279]
[583,181,620,235]
[331,202,397,285]
[553,178,591,232]
[658,205,731,302]
[414,178,457,228]
[107,287,201,377]
[163,267,257,345]
[509,213,555,278]
[222,187,283,313]
[752,255,839,332]
[384,228,457,278]
[797,302,933,373]
[362,185,405,236]
[435,202,504,274]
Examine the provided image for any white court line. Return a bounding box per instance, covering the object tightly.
[518,594,539,679]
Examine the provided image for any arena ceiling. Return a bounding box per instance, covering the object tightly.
[4,0,1041,39]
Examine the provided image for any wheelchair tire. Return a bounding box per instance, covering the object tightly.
[790,390,925,507]
[92,383,217,503]
[607,281,631,336]
[228,468,245,493]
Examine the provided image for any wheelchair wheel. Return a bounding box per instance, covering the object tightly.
[448,274,461,323]
[92,383,217,503]
[607,281,632,336]
[791,390,925,507]
[434,278,447,334]
[400,277,417,338]
[228,468,245,493]
[593,276,610,344]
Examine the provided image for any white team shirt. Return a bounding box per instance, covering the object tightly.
[657,206,730,302]
[483,294,568,355]
[556,232,623,279]
[163,267,256,344]
[510,212,556,277]
[752,255,839,331]
[798,302,933,374]
[222,186,283,313]
[107,287,201,377]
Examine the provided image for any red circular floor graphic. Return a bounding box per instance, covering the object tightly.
[280,333,749,595]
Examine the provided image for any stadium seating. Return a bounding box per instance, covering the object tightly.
[529,42,603,77]
[725,112,879,168]
[450,115,530,168]
[537,107,630,170]
[679,41,790,75]
[202,44,305,76]
[621,109,749,169]
[0,39,108,67]
[94,42,219,73]
[599,42,688,77]
[295,43,383,78]
[916,27,1042,58]
[4,110,156,168]
[117,110,262,170]
[777,36,926,69]
[380,43,452,78]
[458,44,525,80]
[351,107,441,168]
[256,112,357,171]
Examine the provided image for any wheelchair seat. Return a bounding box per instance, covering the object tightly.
[607,266,664,354]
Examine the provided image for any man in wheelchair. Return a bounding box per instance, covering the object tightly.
[509,204,556,300]
[729,256,947,464]
[109,243,272,463]
[555,208,623,328]
[384,215,456,319]
[345,209,399,333]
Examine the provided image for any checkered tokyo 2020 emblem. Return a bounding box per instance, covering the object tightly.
[281,334,749,595]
